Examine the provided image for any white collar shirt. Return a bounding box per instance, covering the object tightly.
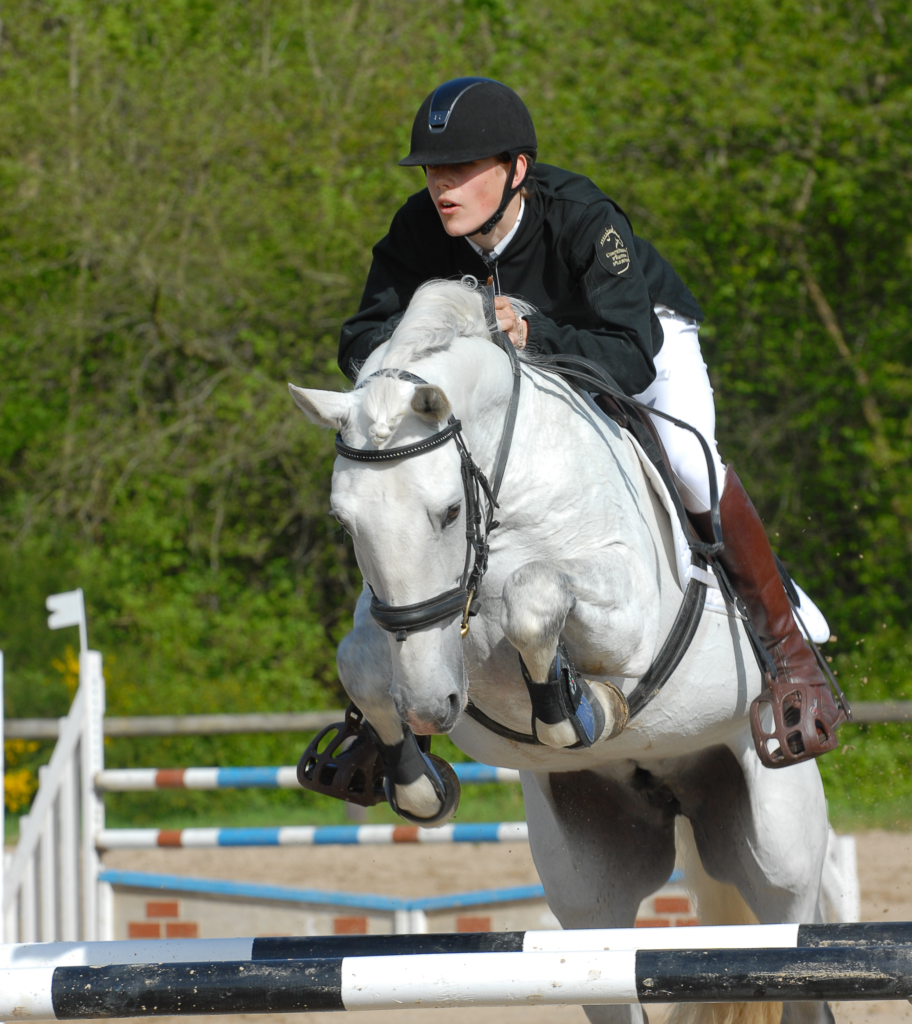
[466,198,525,260]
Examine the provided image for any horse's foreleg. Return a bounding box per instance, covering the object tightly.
[337,588,457,824]
[500,550,659,747]
[337,588,402,745]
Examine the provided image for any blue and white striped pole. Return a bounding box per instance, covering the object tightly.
[94,763,521,791]
[95,821,529,850]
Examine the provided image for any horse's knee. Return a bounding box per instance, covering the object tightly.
[501,562,573,650]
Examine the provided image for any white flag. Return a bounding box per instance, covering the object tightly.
[47,588,89,655]
[47,590,84,630]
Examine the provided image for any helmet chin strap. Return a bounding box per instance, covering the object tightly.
[466,154,529,240]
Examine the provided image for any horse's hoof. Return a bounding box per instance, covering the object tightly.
[588,680,629,741]
[385,752,461,828]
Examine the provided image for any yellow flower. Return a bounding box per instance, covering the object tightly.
[52,645,80,698]
[4,739,39,768]
[4,768,38,813]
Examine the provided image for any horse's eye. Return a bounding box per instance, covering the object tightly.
[328,510,348,536]
[443,504,461,528]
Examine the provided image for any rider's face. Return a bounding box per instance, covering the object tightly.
[426,157,518,240]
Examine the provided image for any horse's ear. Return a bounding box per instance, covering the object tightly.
[411,384,451,425]
[288,384,351,429]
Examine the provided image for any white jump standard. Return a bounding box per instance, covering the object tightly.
[5,945,912,1019]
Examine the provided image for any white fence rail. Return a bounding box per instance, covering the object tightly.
[2,648,111,943]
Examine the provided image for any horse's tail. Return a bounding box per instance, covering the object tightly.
[666,817,781,1024]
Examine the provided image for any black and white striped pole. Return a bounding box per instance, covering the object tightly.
[3,945,912,1019]
[1,921,910,969]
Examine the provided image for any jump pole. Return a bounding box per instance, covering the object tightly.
[4,945,912,1019]
[94,763,521,790]
[2,921,911,969]
[95,821,529,849]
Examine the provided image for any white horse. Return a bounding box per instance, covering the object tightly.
[291,280,835,1024]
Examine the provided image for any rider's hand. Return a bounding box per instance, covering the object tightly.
[494,296,528,350]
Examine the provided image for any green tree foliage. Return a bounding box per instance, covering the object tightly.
[1,0,910,822]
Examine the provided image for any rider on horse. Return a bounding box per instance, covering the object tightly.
[338,77,846,769]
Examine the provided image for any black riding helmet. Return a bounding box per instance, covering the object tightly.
[400,77,538,237]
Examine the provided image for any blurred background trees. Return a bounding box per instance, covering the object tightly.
[1,0,910,823]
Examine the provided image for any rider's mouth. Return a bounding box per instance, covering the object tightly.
[438,200,459,215]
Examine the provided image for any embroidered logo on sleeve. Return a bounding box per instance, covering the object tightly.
[596,225,631,276]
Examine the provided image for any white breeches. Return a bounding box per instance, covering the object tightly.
[633,305,726,514]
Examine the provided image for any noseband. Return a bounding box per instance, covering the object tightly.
[335,349,522,642]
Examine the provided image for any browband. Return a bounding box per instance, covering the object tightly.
[335,421,462,462]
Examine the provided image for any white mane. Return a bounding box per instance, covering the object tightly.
[361,280,489,446]
[358,279,537,447]
[382,279,489,369]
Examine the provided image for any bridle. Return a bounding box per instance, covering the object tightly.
[334,339,522,643]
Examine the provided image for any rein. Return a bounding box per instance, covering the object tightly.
[335,342,521,643]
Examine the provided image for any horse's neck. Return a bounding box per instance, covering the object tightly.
[405,348,677,616]
[503,366,651,538]
[498,365,684,635]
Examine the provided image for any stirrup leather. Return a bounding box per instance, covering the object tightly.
[519,643,606,747]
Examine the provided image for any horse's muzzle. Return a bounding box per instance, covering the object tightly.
[402,690,465,735]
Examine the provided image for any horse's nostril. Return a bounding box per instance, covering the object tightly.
[446,693,460,717]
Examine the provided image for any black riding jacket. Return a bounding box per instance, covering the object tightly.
[338,164,702,395]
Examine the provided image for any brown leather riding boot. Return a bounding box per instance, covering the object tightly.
[691,466,847,768]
